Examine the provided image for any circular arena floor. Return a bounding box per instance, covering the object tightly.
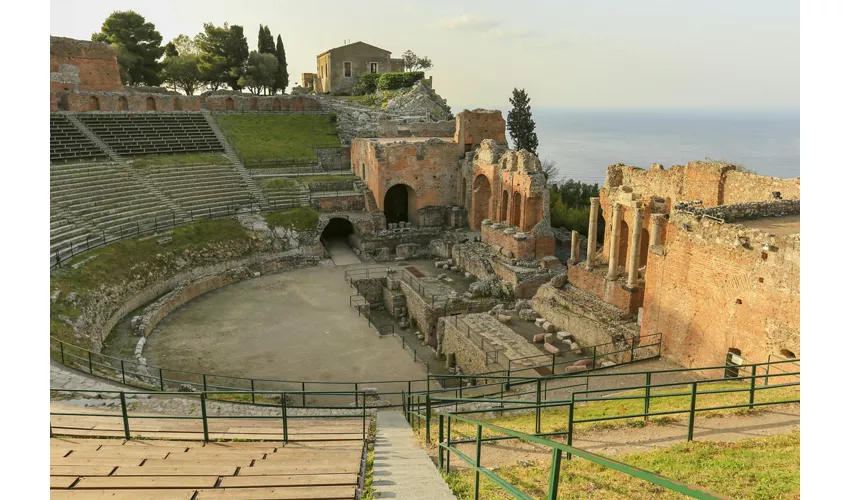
[143,260,427,386]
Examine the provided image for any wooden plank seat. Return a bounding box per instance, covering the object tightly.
[195,485,356,499]
[50,491,196,500]
[73,476,219,490]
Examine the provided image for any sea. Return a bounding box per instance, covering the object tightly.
[488,108,800,186]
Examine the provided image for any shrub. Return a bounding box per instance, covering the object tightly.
[358,73,381,94]
[376,71,425,90]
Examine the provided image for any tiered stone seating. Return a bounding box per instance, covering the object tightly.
[138,161,255,216]
[51,114,109,163]
[51,162,181,257]
[263,183,311,210]
[78,113,223,156]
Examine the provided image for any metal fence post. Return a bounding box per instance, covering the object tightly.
[566,394,575,460]
[120,360,126,385]
[438,414,445,470]
[687,382,697,441]
[119,392,131,440]
[749,365,757,409]
[203,374,207,392]
[302,382,306,407]
[445,417,452,473]
[60,342,65,365]
[250,379,255,404]
[159,368,164,391]
[473,424,483,499]
[200,392,209,442]
[88,351,93,374]
[644,372,651,421]
[282,393,288,443]
[425,395,431,444]
[592,345,597,369]
[362,394,367,441]
[355,383,359,407]
[547,449,563,500]
[535,379,542,434]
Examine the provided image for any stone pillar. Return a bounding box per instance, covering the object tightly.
[649,214,665,246]
[626,202,644,289]
[606,203,623,281]
[585,197,600,268]
[569,230,580,264]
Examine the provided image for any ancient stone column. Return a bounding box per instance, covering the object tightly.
[606,203,623,280]
[585,197,600,268]
[626,202,644,288]
[649,214,665,246]
[570,230,580,264]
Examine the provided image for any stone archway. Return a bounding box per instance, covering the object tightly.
[225,97,234,111]
[87,96,100,111]
[384,184,417,225]
[320,217,354,244]
[146,96,156,111]
[500,190,509,222]
[472,174,492,230]
[511,192,522,227]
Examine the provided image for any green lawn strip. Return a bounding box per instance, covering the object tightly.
[216,115,341,161]
[50,220,253,345]
[130,153,231,168]
[298,174,357,184]
[444,431,800,500]
[264,207,320,231]
[262,178,302,191]
[429,381,799,440]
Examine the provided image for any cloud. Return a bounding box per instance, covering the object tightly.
[434,13,562,47]
[437,14,500,31]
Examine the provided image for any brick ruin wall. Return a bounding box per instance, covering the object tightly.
[203,95,322,112]
[439,319,489,374]
[51,36,123,92]
[566,265,643,314]
[641,208,800,368]
[377,118,456,138]
[51,91,202,113]
[454,109,508,149]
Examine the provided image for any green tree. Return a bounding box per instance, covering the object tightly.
[507,88,539,155]
[239,51,277,95]
[273,35,289,94]
[197,23,248,91]
[401,50,433,71]
[258,25,275,54]
[92,11,164,86]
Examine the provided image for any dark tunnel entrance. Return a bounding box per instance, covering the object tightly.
[320,218,354,246]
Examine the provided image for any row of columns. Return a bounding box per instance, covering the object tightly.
[568,197,666,289]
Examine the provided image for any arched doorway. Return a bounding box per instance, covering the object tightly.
[118,96,128,111]
[249,98,259,111]
[200,97,206,109]
[523,196,542,231]
[87,96,100,111]
[384,184,416,225]
[272,99,281,111]
[617,220,629,268]
[639,228,650,268]
[320,218,354,245]
[500,191,509,222]
[511,192,522,227]
[146,96,156,111]
[57,93,69,111]
[173,97,182,111]
[225,97,234,111]
[472,175,491,230]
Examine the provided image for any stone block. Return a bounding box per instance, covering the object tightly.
[600,360,617,368]
[374,247,392,262]
[542,321,557,333]
[396,243,421,259]
[533,333,545,343]
[549,273,568,288]
[544,343,561,355]
[541,256,564,269]
[556,331,571,341]
[535,318,546,327]
[573,358,593,367]
[518,308,537,321]
[497,314,512,324]
[566,365,588,373]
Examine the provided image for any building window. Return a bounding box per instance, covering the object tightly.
[344,61,352,78]
[370,62,378,74]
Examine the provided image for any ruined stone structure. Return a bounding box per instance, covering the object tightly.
[540,161,801,369]
[308,41,405,94]
[50,36,123,92]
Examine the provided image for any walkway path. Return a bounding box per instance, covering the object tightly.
[326,239,361,266]
[373,411,456,499]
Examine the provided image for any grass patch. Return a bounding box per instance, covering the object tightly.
[446,431,799,499]
[361,419,378,500]
[216,114,340,161]
[131,153,231,168]
[264,207,319,231]
[298,174,357,184]
[262,178,301,190]
[425,381,799,440]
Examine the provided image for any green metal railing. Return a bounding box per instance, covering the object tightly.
[49,388,369,443]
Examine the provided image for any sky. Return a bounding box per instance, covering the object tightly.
[49,0,799,110]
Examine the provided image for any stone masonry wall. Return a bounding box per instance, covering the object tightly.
[51,91,202,113]
[686,199,800,222]
[567,265,643,314]
[352,277,385,305]
[439,319,488,374]
[51,36,123,92]
[641,211,800,368]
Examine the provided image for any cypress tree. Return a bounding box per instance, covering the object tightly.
[274,35,289,94]
[506,88,539,156]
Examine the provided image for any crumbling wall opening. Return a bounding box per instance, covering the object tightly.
[385,184,416,225]
[524,195,542,231]
[57,93,69,111]
[460,177,467,206]
[225,97,234,111]
[780,349,796,359]
[500,190,509,222]
[146,96,156,111]
[639,228,650,268]
[249,97,259,111]
[725,347,743,378]
[472,174,492,230]
[617,220,629,268]
[511,192,522,227]
[272,99,281,111]
[173,97,182,111]
[87,95,100,111]
[118,96,128,111]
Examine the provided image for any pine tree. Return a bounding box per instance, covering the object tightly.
[274,35,289,94]
[506,88,539,155]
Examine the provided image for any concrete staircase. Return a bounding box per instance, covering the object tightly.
[373,411,456,499]
[202,111,270,210]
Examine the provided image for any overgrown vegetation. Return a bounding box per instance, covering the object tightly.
[298,174,357,184]
[261,178,299,190]
[131,153,231,168]
[445,431,800,499]
[216,114,340,160]
[548,179,601,237]
[264,207,319,231]
[377,71,426,91]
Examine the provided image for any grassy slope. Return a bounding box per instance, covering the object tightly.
[216,115,341,161]
[131,153,231,168]
[264,207,320,231]
[429,381,799,440]
[445,431,800,500]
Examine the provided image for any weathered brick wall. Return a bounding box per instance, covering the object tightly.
[439,319,488,374]
[51,91,202,112]
[377,118,455,138]
[204,95,322,112]
[382,283,406,318]
[399,279,441,345]
[454,109,508,147]
[641,212,800,368]
[567,265,643,314]
[723,171,801,204]
[50,36,123,92]
[688,200,800,222]
[352,277,385,304]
